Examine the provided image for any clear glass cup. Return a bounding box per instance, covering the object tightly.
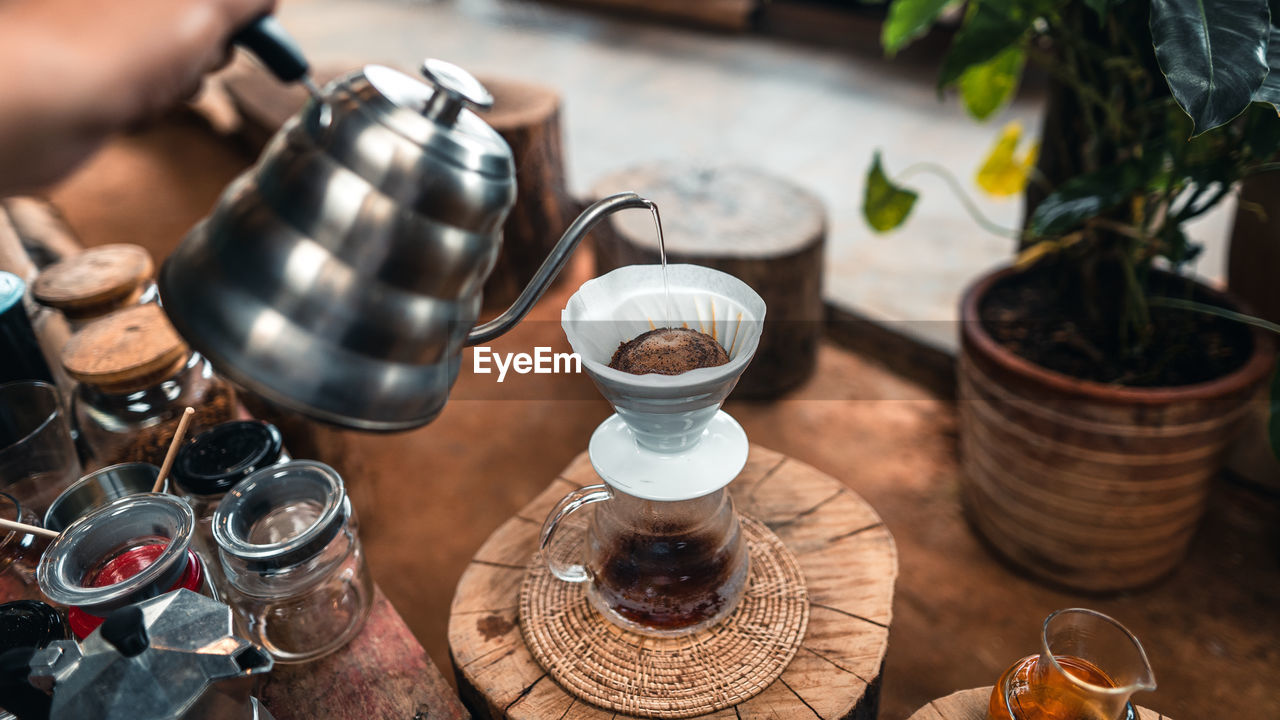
[213,461,372,663]
[988,608,1157,720]
[540,483,749,636]
[0,493,52,601]
[0,381,82,516]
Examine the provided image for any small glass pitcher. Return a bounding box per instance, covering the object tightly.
[989,608,1156,720]
[540,483,749,636]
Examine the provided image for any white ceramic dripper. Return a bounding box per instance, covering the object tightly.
[562,264,765,501]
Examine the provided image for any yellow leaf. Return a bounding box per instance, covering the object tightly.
[976,123,1038,197]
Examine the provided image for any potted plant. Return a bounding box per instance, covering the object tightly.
[864,0,1280,591]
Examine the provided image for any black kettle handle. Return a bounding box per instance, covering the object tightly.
[232,15,310,84]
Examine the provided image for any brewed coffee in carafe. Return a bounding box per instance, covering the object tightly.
[588,489,748,632]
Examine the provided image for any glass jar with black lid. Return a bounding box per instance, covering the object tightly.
[172,420,288,557]
[0,600,67,654]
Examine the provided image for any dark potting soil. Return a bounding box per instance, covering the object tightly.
[979,266,1256,387]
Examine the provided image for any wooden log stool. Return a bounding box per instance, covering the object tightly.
[449,444,897,720]
[906,687,1169,720]
[476,77,580,311]
[592,165,827,398]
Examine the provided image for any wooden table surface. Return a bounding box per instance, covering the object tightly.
[907,687,1167,720]
[449,444,898,720]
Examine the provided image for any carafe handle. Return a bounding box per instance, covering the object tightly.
[539,484,611,583]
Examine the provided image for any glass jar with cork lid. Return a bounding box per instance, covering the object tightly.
[61,304,236,469]
[31,243,158,332]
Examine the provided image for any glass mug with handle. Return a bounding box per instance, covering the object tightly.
[989,608,1156,720]
[539,481,749,636]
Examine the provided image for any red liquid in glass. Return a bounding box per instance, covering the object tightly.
[68,539,203,639]
[88,543,168,587]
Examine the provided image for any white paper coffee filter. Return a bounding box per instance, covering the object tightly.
[565,264,764,499]
[562,264,766,388]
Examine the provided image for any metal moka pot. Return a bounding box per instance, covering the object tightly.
[25,589,274,720]
[160,58,651,431]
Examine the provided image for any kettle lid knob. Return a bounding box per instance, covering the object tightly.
[419,58,494,125]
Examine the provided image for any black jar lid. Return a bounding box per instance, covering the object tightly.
[0,601,68,653]
[172,420,284,496]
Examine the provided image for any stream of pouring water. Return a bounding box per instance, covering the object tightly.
[649,203,675,327]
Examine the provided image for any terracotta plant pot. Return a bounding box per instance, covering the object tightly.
[957,266,1275,592]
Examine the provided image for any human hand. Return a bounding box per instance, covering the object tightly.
[0,0,277,193]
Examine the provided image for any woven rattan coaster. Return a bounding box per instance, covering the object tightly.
[519,515,809,718]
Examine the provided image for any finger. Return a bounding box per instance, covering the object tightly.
[210,45,234,73]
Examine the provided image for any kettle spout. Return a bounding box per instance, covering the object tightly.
[466,192,653,346]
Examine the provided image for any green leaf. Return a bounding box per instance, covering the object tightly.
[1150,0,1271,134]
[1253,26,1280,110]
[938,0,1030,90]
[883,0,954,55]
[1028,162,1144,236]
[863,152,919,233]
[1270,361,1280,461]
[959,46,1025,119]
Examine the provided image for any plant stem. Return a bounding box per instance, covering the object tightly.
[1244,161,1280,176]
[1149,297,1280,336]
[898,162,1023,239]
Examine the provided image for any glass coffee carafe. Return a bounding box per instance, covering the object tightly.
[541,482,749,636]
[989,608,1156,720]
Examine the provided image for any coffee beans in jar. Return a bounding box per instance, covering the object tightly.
[61,305,236,468]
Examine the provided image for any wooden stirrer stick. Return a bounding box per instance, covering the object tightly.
[0,517,59,540]
[153,407,195,493]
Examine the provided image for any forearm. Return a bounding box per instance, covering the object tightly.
[0,0,272,195]
[0,9,123,194]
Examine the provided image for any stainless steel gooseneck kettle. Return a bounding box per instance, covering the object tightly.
[160,24,653,431]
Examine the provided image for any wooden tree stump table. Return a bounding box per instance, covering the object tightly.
[449,444,897,720]
[906,687,1169,720]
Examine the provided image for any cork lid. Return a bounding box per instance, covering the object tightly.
[62,305,189,393]
[33,244,154,318]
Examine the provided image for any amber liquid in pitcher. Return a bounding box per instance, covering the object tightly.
[595,527,736,631]
[989,655,1129,720]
